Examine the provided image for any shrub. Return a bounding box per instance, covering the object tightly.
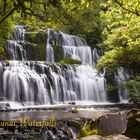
[125,75,140,102]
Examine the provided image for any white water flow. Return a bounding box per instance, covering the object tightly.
[7,25,26,60]
[115,67,129,103]
[0,61,107,105]
[0,26,130,107]
[93,48,100,65]
[46,29,92,64]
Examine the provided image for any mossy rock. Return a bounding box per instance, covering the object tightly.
[25,31,46,45]
[77,119,98,138]
[125,109,140,139]
[105,71,120,102]
[22,30,46,60]
[23,43,46,60]
[5,60,10,66]
[98,113,127,136]
[127,109,140,119]
[80,125,98,137]
[53,45,64,62]
[60,59,81,65]
[72,108,78,113]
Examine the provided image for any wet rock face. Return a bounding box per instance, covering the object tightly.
[98,113,127,136]
[7,25,47,61]
[0,110,139,140]
[53,45,64,62]
[125,109,140,139]
[0,103,10,110]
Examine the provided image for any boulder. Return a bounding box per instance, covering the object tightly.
[98,113,127,136]
[125,109,140,139]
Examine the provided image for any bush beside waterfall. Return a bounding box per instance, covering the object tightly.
[125,76,140,103]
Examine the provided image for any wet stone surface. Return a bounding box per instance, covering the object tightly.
[0,108,138,140]
[98,112,127,136]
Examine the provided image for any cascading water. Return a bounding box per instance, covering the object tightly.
[115,67,129,102]
[92,48,100,65]
[46,29,92,64]
[7,25,27,60]
[0,61,107,105]
[1,26,131,107]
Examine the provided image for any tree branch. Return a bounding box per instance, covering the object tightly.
[0,7,17,25]
[114,0,140,16]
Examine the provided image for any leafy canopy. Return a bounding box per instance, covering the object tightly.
[97,0,140,72]
[0,0,102,59]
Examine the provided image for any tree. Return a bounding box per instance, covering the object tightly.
[97,0,140,72]
[0,0,102,31]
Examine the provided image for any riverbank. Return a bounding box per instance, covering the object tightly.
[0,105,139,139]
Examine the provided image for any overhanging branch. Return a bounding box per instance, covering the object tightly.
[0,7,17,25]
[114,0,140,16]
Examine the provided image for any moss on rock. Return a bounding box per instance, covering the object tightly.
[77,119,98,138]
[60,59,81,65]
[53,45,64,62]
[125,109,140,139]
[72,108,78,113]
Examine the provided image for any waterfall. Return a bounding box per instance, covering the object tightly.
[7,25,27,60]
[0,26,111,106]
[93,48,100,65]
[115,67,129,102]
[0,61,107,105]
[46,29,93,64]
[7,27,96,65]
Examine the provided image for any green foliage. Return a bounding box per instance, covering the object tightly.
[78,119,98,138]
[60,59,81,65]
[0,0,103,60]
[107,84,117,92]
[97,48,123,71]
[0,45,5,59]
[97,0,140,72]
[0,3,14,59]
[97,0,140,104]
[125,75,140,102]
[0,0,102,32]
[59,0,102,34]
[25,31,46,44]
[70,118,99,139]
